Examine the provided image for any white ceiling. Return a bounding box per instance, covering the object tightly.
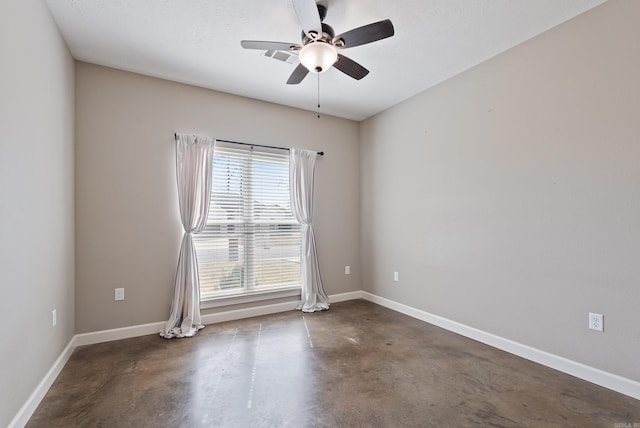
[45,0,606,121]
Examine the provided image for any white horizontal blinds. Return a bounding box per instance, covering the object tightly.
[194,145,302,298]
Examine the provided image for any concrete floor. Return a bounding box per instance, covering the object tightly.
[28,300,640,427]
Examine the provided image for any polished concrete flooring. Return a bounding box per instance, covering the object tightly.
[28,300,640,427]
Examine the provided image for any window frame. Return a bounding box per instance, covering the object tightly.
[196,142,302,306]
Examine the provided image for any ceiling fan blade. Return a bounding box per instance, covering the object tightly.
[334,19,395,49]
[333,54,369,80]
[286,63,310,84]
[292,0,322,37]
[241,40,300,51]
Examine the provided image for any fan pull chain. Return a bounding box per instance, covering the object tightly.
[317,73,321,119]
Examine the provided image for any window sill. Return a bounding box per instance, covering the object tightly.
[200,287,301,309]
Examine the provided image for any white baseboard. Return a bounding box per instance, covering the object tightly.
[361,291,640,400]
[201,300,299,324]
[75,321,167,347]
[8,338,76,428]
[75,291,362,346]
[15,289,637,428]
[200,290,363,323]
[328,290,364,303]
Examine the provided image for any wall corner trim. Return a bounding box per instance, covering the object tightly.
[361,291,640,400]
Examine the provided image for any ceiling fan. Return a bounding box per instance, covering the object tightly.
[240,0,394,84]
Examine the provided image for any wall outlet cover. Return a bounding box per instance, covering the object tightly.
[589,312,603,332]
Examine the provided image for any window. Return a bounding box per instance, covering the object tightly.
[194,144,302,303]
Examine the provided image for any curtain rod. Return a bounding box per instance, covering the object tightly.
[174,133,324,156]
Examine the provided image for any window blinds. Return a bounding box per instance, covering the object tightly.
[194,145,302,298]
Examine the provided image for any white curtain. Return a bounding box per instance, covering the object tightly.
[290,148,329,312]
[161,134,215,338]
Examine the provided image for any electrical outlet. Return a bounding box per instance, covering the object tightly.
[52,309,57,327]
[589,312,603,332]
[345,266,351,275]
[115,288,125,301]
[393,271,399,282]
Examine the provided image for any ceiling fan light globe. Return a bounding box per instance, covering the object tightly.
[299,42,337,74]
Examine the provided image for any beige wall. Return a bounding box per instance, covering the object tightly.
[74,63,360,333]
[0,0,75,425]
[4,1,638,423]
[360,0,640,381]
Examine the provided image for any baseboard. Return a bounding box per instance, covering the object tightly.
[74,304,303,346]
[361,291,640,400]
[328,290,364,302]
[75,321,167,347]
[22,290,635,427]
[201,300,300,324]
[8,337,76,428]
[75,291,361,346]
[200,290,362,323]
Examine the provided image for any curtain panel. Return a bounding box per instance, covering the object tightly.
[161,134,215,338]
[289,148,329,312]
